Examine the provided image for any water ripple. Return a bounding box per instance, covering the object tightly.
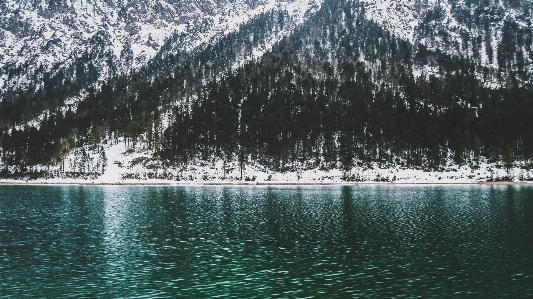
[1,185,533,297]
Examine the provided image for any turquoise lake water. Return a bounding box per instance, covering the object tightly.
[1,185,532,298]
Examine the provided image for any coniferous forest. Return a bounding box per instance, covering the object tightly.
[1,0,533,179]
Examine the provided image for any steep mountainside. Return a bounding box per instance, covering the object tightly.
[1,0,533,182]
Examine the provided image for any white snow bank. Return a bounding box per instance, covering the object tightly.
[1,138,533,185]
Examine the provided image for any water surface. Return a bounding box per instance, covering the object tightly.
[1,185,532,298]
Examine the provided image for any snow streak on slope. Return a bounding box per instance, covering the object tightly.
[230,0,323,70]
[360,0,437,42]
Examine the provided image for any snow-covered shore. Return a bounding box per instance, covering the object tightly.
[1,178,532,186]
[2,138,533,186]
[2,163,532,186]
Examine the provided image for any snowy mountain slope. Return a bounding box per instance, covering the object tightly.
[360,0,533,85]
[360,0,436,42]
[2,0,533,184]
[0,0,322,96]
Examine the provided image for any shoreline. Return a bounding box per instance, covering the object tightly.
[1,180,532,186]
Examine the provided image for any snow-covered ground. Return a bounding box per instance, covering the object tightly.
[2,138,532,185]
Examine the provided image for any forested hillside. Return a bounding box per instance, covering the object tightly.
[0,0,319,126]
[1,0,532,181]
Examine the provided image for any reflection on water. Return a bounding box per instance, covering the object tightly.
[1,185,533,297]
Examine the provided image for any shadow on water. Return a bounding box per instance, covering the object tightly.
[342,186,356,242]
